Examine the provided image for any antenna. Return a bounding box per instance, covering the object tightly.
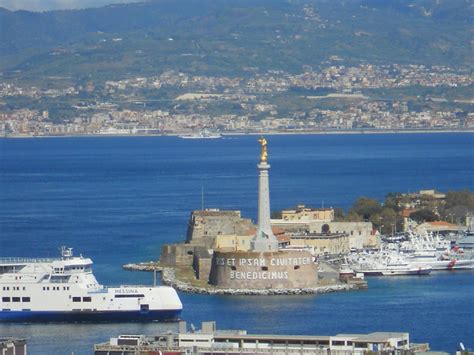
[201,186,205,210]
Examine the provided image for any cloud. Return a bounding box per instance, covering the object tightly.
[0,0,143,12]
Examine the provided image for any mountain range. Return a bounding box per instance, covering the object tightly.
[0,0,471,82]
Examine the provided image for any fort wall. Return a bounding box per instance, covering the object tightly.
[209,250,318,289]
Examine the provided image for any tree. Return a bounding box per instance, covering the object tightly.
[444,189,474,210]
[409,209,438,223]
[346,211,363,222]
[378,208,402,235]
[334,207,345,221]
[349,197,382,221]
[384,192,402,212]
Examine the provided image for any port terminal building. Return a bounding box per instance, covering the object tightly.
[0,338,26,355]
[94,321,430,355]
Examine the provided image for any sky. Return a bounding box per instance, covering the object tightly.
[0,0,142,11]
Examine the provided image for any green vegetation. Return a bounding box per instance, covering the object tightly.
[408,209,438,223]
[0,0,472,82]
[277,189,474,235]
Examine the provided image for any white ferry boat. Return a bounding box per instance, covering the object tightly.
[179,130,222,139]
[0,247,182,322]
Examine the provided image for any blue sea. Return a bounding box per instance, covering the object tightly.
[0,133,473,354]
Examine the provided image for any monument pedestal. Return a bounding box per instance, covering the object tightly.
[209,250,318,289]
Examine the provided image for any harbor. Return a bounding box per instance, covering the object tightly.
[123,139,472,295]
[0,134,473,353]
[124,138,368,294]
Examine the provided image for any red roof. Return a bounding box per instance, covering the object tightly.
[277,235,291,242]
[401,208,417,218]
[428,221,457,227]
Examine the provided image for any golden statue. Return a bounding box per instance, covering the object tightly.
[258,137,268,163]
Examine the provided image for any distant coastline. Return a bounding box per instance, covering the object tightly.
[2,128,474,139]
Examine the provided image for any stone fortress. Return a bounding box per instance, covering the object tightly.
[159,138,379,290]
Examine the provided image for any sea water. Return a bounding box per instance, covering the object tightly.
[0,133,473,353]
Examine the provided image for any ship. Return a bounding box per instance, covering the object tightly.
[0,247,182,322]
[384,230,474,271]
[351,252,432,276]
[179,129,222,139]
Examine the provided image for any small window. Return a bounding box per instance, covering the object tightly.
[12,297,20,302]
[83,297,92,302]
[294,265,300,270]
[230,266,236,271]
[22,297,30,302]
[72,297,81,302]
[2,297,10,302]
[261,266,268,271]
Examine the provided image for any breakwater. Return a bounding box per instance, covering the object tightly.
[123,262,355,295]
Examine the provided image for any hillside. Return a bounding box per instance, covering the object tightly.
[0,0,472,83]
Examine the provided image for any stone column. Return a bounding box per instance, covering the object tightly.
[251,140,279,251]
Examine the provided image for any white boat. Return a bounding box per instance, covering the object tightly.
[351,252,432,276]
[407,249,474,270]
[179,130,222,139]
[354,263,432,276]
[0,247,182,322]
[392,230,474,271]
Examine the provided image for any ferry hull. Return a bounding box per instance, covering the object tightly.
[0,309,181,323]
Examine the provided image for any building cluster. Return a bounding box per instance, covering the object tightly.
[160,205,379,284]
[1,103,471,136]
[310,101,467,130]
[99,64,472,92]
[94,321,430,355]
[396,189,472,233]
[1,63,472,136]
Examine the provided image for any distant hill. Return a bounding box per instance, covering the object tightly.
[0,0,471,81]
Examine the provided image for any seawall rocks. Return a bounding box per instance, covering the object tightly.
[123,263,355,295]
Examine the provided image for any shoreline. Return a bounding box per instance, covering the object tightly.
[2,128,474,139]
[123,262,356,295]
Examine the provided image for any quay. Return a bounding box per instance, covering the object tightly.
[94,321,430,355]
